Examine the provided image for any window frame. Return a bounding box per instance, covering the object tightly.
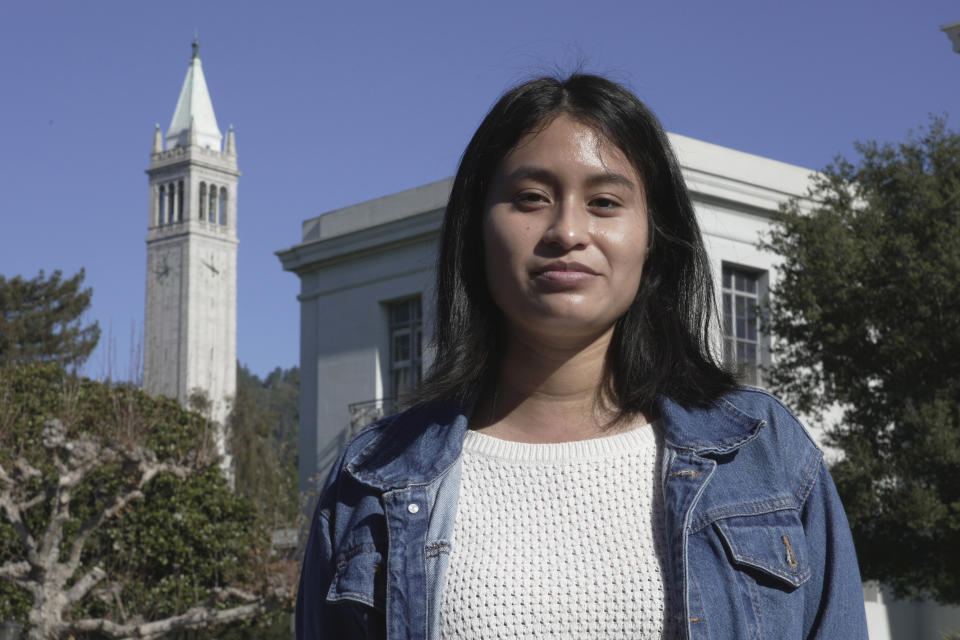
[385,296,423,401]
[721,263,768,387]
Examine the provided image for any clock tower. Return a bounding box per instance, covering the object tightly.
[144,38,239,473]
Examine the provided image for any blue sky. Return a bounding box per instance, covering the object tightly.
[1,0,957,380]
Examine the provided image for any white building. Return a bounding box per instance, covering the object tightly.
[276,130,960,640]
[143,39,239,472]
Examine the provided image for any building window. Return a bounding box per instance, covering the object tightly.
[723,266,763,385]
[199,182,207,220]
[158,185,165,226]
[208,183,217,223]
[388,297,422,399]
[177,180,184,222]
[219,187,227,225]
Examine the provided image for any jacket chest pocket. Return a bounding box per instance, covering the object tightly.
[713,509,811,589]
[326,543,387,637]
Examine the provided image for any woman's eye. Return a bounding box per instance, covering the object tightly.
[589,197,619,210]
[514,192,547,206]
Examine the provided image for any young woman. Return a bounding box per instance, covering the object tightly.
[296,74,869,640]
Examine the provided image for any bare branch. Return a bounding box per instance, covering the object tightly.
[211,586,259,603]
[22,491,45,510]
[13,458,43,483]
[38,483,73,568]
[0,560,30,580]
[66,453,194,573]
[66,566,107,603]
[0,560,39,598]
[68,588,288,639]
[65,488,143,574]
[0,485,39,557]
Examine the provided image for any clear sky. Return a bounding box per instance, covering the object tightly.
[1,0,957,380]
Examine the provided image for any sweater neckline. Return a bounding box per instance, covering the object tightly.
[462,421,660,464]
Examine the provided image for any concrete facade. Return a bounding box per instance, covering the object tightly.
[143,42,238,472]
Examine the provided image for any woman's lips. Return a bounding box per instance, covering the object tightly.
[532,261,599,286]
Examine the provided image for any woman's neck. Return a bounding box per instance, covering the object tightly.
[473,327,641,443]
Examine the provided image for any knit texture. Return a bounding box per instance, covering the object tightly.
[438,424,676,639]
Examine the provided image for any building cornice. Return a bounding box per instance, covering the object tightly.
[277,209,442,275]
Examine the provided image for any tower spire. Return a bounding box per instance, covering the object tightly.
[166,38,222,150]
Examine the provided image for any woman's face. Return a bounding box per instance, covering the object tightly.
[483,114,649,343]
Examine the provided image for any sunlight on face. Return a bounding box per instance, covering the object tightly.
[483,114,649,343]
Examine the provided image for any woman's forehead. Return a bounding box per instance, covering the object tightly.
[497,115,642,188]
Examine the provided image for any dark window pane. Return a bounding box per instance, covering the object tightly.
[723,294,732,334]
[391,302,409,324]
[159,186,165,225]
[393,330,410,363]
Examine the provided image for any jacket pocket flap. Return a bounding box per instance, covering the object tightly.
[714,509,811,588]
[326,543,386,612]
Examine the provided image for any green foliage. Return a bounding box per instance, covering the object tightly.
[763,117,960,604]
[0,269,100,369]
[89,466,261,621]
[230,364,299,526]
[0,362,279,629]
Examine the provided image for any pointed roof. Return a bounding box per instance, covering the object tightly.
[166,38,222,150]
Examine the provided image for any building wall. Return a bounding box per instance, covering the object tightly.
[292,214,439,488]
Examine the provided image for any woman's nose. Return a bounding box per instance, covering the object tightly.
[542,198,589,250]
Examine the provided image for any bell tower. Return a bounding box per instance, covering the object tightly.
[143,38,239,472]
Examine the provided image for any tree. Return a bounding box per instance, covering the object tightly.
[762,117,960,603]
[230,365,299,527]
[0,269,101,369]
[0,363,294,638]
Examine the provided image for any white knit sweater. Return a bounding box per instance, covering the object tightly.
[438,424,676,639]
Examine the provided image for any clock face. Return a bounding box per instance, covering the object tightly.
[202,254,223,277]
[154,253,172,281]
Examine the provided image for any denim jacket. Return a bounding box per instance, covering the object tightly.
[296,388,868,639]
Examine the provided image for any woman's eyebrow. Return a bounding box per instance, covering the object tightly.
[505,166,557,186]
[505,166,638,191]
[584,172,637,191]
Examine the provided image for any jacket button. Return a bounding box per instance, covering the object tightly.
[407,503,420,514]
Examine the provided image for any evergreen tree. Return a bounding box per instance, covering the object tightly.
[0,269,100,369]
[763,118,960,603]
[230,364,299,527]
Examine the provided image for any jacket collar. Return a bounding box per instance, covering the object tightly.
[345,401,470,491]
[345,393,765,491]
[657,393,766,455]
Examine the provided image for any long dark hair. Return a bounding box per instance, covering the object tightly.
[415,74,735,417]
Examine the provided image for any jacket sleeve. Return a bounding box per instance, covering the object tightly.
[801,459,869,639]
[296,480,336,639]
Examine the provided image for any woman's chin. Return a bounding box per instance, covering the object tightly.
[510,309,618,345]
